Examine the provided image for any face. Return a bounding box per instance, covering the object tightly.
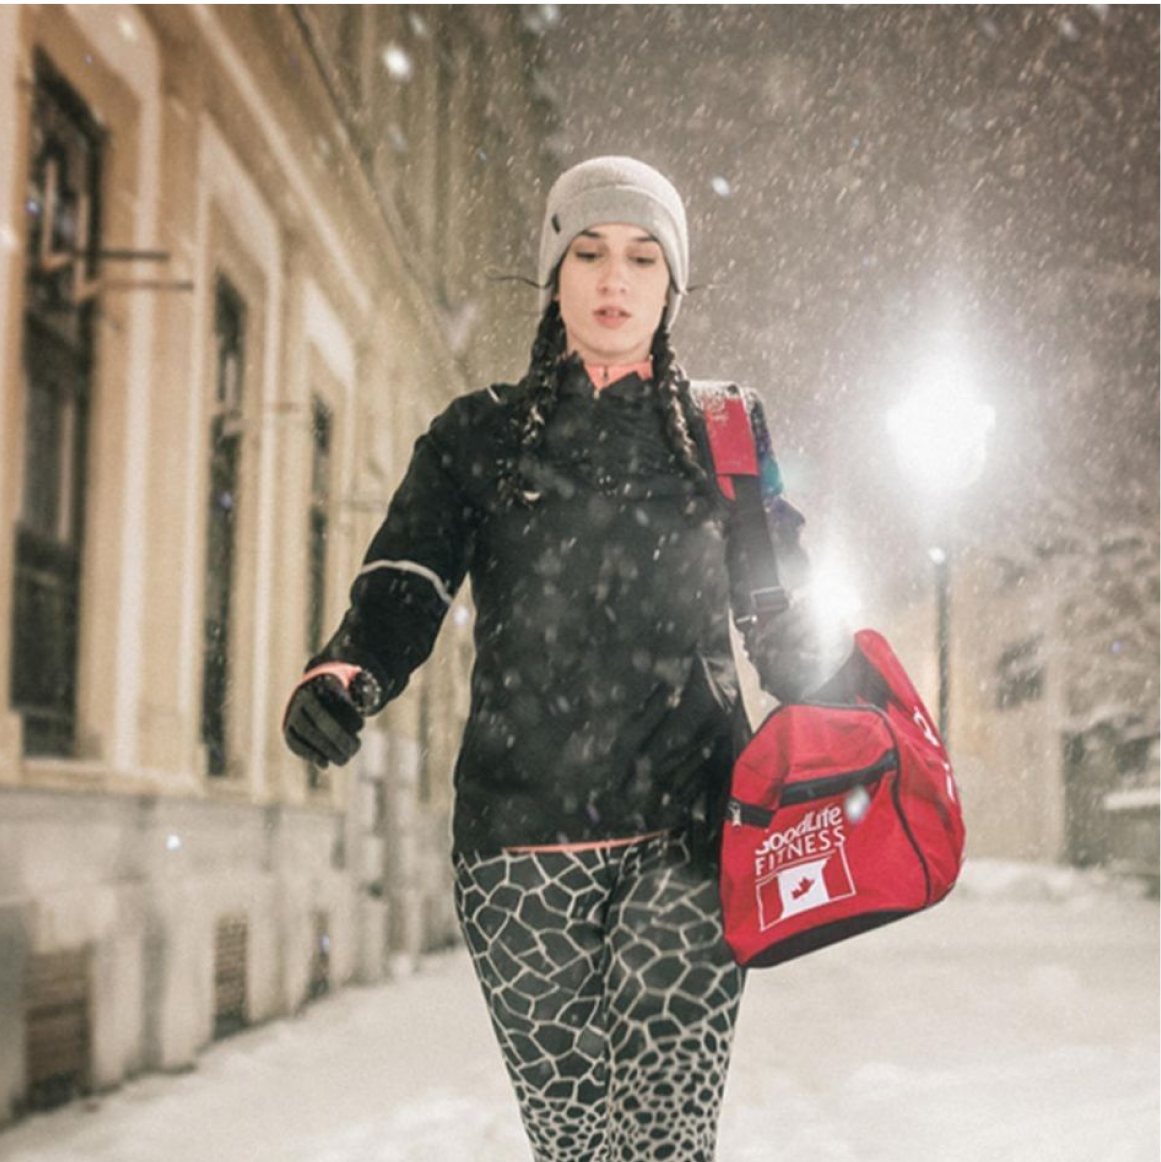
[554,223,671,366]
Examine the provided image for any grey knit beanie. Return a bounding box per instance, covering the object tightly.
[538,156,689,330]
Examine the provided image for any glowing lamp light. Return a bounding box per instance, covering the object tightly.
[811,573,863,627]
[802,560,863,636]
[887,369,995,495]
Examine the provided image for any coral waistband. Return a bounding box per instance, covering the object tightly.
[503,828,672,855]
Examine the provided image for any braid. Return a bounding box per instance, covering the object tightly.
[649,323,713,498]
[499,302,567,505]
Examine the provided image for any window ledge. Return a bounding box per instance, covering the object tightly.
[20,758,204,799]
[1104,785,1161,813]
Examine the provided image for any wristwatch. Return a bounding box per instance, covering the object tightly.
[348,669,384,716]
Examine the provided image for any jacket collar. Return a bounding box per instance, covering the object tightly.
[558,352,654,398]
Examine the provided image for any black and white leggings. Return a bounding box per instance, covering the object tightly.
[454,830,745,1162]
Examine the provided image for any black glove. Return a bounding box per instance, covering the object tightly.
[282,666,382,768]
[742,598,851,704]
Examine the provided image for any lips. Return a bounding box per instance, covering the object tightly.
[594,307,630,327]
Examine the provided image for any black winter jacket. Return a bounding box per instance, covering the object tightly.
[312,358,805,854]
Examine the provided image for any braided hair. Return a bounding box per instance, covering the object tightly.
[498,301,568,504]
[647,319,712,498]
[499,302,713,506]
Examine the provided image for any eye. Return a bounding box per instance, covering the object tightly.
[573,249,600,262]
[631,255,659,266]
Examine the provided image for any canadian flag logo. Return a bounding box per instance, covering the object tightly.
[756,848,857,930]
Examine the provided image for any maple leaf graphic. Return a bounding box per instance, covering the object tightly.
[791,876,815,900]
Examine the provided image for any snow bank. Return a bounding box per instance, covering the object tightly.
[954,857,1151,902]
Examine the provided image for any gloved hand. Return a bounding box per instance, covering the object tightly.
[282,663,382,768]
[742,594,853,704]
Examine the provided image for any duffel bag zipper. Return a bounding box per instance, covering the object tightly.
[727,750,896,827]
[779,750,898,807]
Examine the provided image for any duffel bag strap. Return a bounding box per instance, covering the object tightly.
[689,381,788,620]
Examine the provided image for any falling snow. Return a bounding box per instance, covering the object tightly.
[380,44,413,83]
[2,5,1155,1157]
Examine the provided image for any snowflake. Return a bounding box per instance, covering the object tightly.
[381,44,413,83]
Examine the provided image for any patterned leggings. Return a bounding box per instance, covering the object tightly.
[454,830,745,1162]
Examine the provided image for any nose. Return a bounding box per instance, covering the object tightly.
[597,254,631,294]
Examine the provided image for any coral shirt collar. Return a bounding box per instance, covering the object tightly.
[583,358,654,391]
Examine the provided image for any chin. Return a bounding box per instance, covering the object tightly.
[588,338,649,364]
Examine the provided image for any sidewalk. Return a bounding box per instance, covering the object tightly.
[0,862,1157,1162]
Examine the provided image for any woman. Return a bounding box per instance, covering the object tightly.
[283,157,830,1161]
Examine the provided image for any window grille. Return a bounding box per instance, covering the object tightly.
[995,636,1045,710]
[24,947,92,1111]
[213,915,248,1039]
[306,397,333,791]
[307,397,332,656]
[10,55,102,756]
[308,911,331,1000]
[201,277,246,777]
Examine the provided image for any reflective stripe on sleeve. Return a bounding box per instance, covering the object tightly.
[357,558,454,606]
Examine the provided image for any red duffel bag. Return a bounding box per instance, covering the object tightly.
[719,629,966,968]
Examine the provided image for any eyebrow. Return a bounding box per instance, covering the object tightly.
[577,229,660,245]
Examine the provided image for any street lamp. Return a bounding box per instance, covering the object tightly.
[887,362,994,746]
[928,545,950,740]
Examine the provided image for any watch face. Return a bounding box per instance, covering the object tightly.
[349,670,382,715]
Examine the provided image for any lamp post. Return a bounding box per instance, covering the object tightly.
[887,360,994,749]
[928,546,950,739]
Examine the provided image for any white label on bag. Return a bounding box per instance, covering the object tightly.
[753,805,844,879]
[756,846,857,929]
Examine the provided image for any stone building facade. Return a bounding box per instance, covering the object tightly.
[883,530,1159,881]
[0,3,556,1124]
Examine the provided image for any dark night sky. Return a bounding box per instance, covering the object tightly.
[529,4,1158,610]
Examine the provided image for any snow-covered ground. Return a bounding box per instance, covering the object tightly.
[1,861,1156,1162]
